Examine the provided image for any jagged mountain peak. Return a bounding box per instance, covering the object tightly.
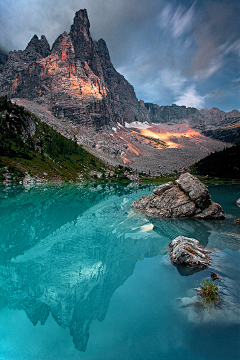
[70,8,91,43]
[72,9,90,28]
[25,34,50,58]
[69,8,93,64]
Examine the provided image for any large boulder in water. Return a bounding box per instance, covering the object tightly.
[131,172,225,219]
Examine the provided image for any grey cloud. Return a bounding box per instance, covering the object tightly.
[190,0,240,76]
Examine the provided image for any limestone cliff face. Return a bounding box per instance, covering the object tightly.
[0,9,148,129]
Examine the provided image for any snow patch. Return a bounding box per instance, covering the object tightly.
[125,121,151,129]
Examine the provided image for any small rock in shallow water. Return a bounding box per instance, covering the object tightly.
[169,236,211,272]
[211,271,220,281]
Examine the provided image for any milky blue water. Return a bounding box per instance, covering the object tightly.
[0,182,239,360]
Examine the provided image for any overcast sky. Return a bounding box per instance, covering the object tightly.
[0,0,239,112]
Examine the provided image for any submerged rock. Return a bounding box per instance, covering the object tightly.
[169,236,211,272]
[131,172,225,219]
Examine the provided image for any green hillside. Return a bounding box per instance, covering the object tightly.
[0,96,132,182]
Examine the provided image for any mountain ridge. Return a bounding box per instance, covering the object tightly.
[0,9,239,131]
[0,9,239,176]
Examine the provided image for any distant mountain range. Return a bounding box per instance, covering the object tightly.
[0,9,239,176]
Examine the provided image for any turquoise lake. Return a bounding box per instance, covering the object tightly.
[0,182,239,360]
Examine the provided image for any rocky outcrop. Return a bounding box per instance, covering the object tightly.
[169,236,211,270]
[131,172,225,219]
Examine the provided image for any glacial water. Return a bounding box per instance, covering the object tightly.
[0,182,239,360]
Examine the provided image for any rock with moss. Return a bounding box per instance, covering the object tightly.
[169,236,211,270]
[131,172,225,219]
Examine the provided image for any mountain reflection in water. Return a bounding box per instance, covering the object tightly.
[0,183,239,353]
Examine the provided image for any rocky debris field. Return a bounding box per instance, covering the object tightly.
[11,99,232,176]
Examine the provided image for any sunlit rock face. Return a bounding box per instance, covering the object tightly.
[0,9,148,129]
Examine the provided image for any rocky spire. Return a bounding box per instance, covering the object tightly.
[69,9,94,64]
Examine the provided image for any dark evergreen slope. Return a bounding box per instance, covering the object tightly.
[0,96,132,182]
[192,145,240,179]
